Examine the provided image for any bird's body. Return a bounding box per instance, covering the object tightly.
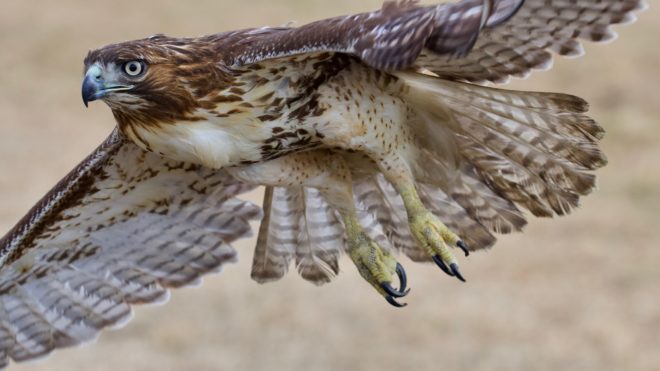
[0,0,646,368]
[105,43,403,172]
[119,48,347,168]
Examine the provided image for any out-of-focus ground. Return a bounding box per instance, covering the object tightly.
[0,1,658,370]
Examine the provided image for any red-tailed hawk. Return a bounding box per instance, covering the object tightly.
[0,0,645,367]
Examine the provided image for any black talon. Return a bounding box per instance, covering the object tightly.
[386,296,407,308]
[449,263,466,282]
[457,240,470,257]
[380,282,409,298]
[395,263,408,292]
[432,255,454,277]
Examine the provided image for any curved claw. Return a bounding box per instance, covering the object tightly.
[457,240,470,257]
[432,255,454,277]
[380,282,409,298]
[449,263,466,282]
[385,296,408,308]
[395,263,408,292]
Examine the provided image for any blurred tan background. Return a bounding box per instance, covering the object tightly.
[0,1,658,370]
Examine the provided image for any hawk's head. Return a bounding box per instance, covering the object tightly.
[82,34,231,127]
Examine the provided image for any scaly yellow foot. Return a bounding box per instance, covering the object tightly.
[341,211,409,307]
[395,184,469,281]
[409,211,469,282]
[348,233,409,307]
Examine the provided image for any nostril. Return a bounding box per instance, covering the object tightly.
[94,74,102,81]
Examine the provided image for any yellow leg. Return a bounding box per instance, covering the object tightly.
[339,210,410,307]
[398,183,469,281]
[230,150,410,306]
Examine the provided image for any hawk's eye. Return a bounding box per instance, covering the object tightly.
[122,60,146,77]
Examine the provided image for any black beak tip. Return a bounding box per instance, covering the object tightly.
[82,86,94,108]
[81,75,100,108]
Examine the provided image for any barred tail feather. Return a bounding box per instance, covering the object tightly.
[295,188,342,285]
[251,187,297,283]
[252,187,342,285]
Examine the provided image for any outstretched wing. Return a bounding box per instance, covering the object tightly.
[228,0,645,81]
[229,0,521,70]
[417,0,648,83]
[0,129,260,368]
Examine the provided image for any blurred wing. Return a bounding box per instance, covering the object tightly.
[0,129,260,368]
[229,0,645,80]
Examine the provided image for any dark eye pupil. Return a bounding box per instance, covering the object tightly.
[125,62,142,75]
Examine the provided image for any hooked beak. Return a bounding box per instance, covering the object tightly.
[82,64,104,107]
[82,64,132,107]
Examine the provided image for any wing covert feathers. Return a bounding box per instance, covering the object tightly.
[232,0,523,70]
[231,0,645,82]
[0,129,259,368]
